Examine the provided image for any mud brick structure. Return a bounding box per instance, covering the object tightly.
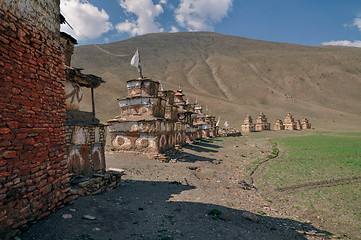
[274,119,285,130]
[205,115,216,137]
[0,1,73,238]
[173,89,198,143]
[283,113,297,130]
[159,90,177,120]
[192,105,210,138]
[295,119,301,130]
[108,78,174,153]
[301,117,311,129]
[65,124,106,176]
[61,32,106,177]
[219,127,241,137]
[241,115,255,132]
[255,112,271,131]
[169,89,187,145]
[107,80,214,155]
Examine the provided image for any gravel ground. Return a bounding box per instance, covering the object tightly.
[19,134,332,240]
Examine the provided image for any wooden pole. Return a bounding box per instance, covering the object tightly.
[91,87,95,117]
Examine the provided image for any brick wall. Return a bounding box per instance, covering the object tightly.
[0,6,70,239]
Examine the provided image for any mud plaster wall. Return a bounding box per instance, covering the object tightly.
[0,3,71,239]
[66,125,106,176]
[109,120,188,153]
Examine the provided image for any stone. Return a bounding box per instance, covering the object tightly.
[2,151,17,158]
[62,214,72,219]
[78,180,91,188]
[82,215,96,220]
[0,128,10,134]
[242,211,258,222]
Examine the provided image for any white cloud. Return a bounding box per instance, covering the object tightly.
[60,0,113,41]
[116,0,164,36]
[353,18,361,31]
[175,0,233,31]
[159,0,167,4]
[322,40,361,48]
[170,25,179,32]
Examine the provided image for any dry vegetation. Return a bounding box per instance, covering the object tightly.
[72,32,361,131]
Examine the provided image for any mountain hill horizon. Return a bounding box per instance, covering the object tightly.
[72,31,361,131]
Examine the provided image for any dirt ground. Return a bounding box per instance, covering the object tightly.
[19,132,343,240]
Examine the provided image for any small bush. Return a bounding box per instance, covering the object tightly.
[208,208,222,220]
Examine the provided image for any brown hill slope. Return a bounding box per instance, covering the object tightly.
[72,32,361,131]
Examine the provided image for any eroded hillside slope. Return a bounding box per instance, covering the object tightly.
[72,32,361,130]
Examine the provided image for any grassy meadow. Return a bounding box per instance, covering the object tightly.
[256,132,361,237]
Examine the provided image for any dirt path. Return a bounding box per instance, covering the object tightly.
[93,44,129,57]
[20,135,330,240]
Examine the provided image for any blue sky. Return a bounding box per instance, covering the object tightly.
[60,0,361,47]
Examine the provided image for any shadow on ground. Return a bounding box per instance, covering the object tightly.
[182,139,222,153]
[20,180,324,240]
[164,149,217,163]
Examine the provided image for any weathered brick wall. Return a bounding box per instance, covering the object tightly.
[0,0,60,34]
[0,3,70,239]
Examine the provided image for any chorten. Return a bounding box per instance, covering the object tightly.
[192,104,209,138]
[274,119,285,130]
[301,117,311,129]
[255,112,271,131]
[284,113,296,130]
[241,115,255,132]
[107,77,175,153]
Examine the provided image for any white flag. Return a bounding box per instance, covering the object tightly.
[130,49,140,68]
[130,48,143,78]
[216,117,220,126]
[224,121,229,128]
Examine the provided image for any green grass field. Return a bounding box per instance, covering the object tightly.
[258,132,361,237]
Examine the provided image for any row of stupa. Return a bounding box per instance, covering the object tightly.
[241,112,311,132]
[107,77,220,154]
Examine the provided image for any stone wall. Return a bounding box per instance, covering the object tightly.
[0,3,70,239]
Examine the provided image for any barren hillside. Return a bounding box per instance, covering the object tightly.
[72,32,361,131]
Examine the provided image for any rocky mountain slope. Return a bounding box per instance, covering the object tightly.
[72,32,361,131]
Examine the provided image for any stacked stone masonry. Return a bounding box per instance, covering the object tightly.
[70,169,125,197]
[107,78,216,155]
[0,1,72,239]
